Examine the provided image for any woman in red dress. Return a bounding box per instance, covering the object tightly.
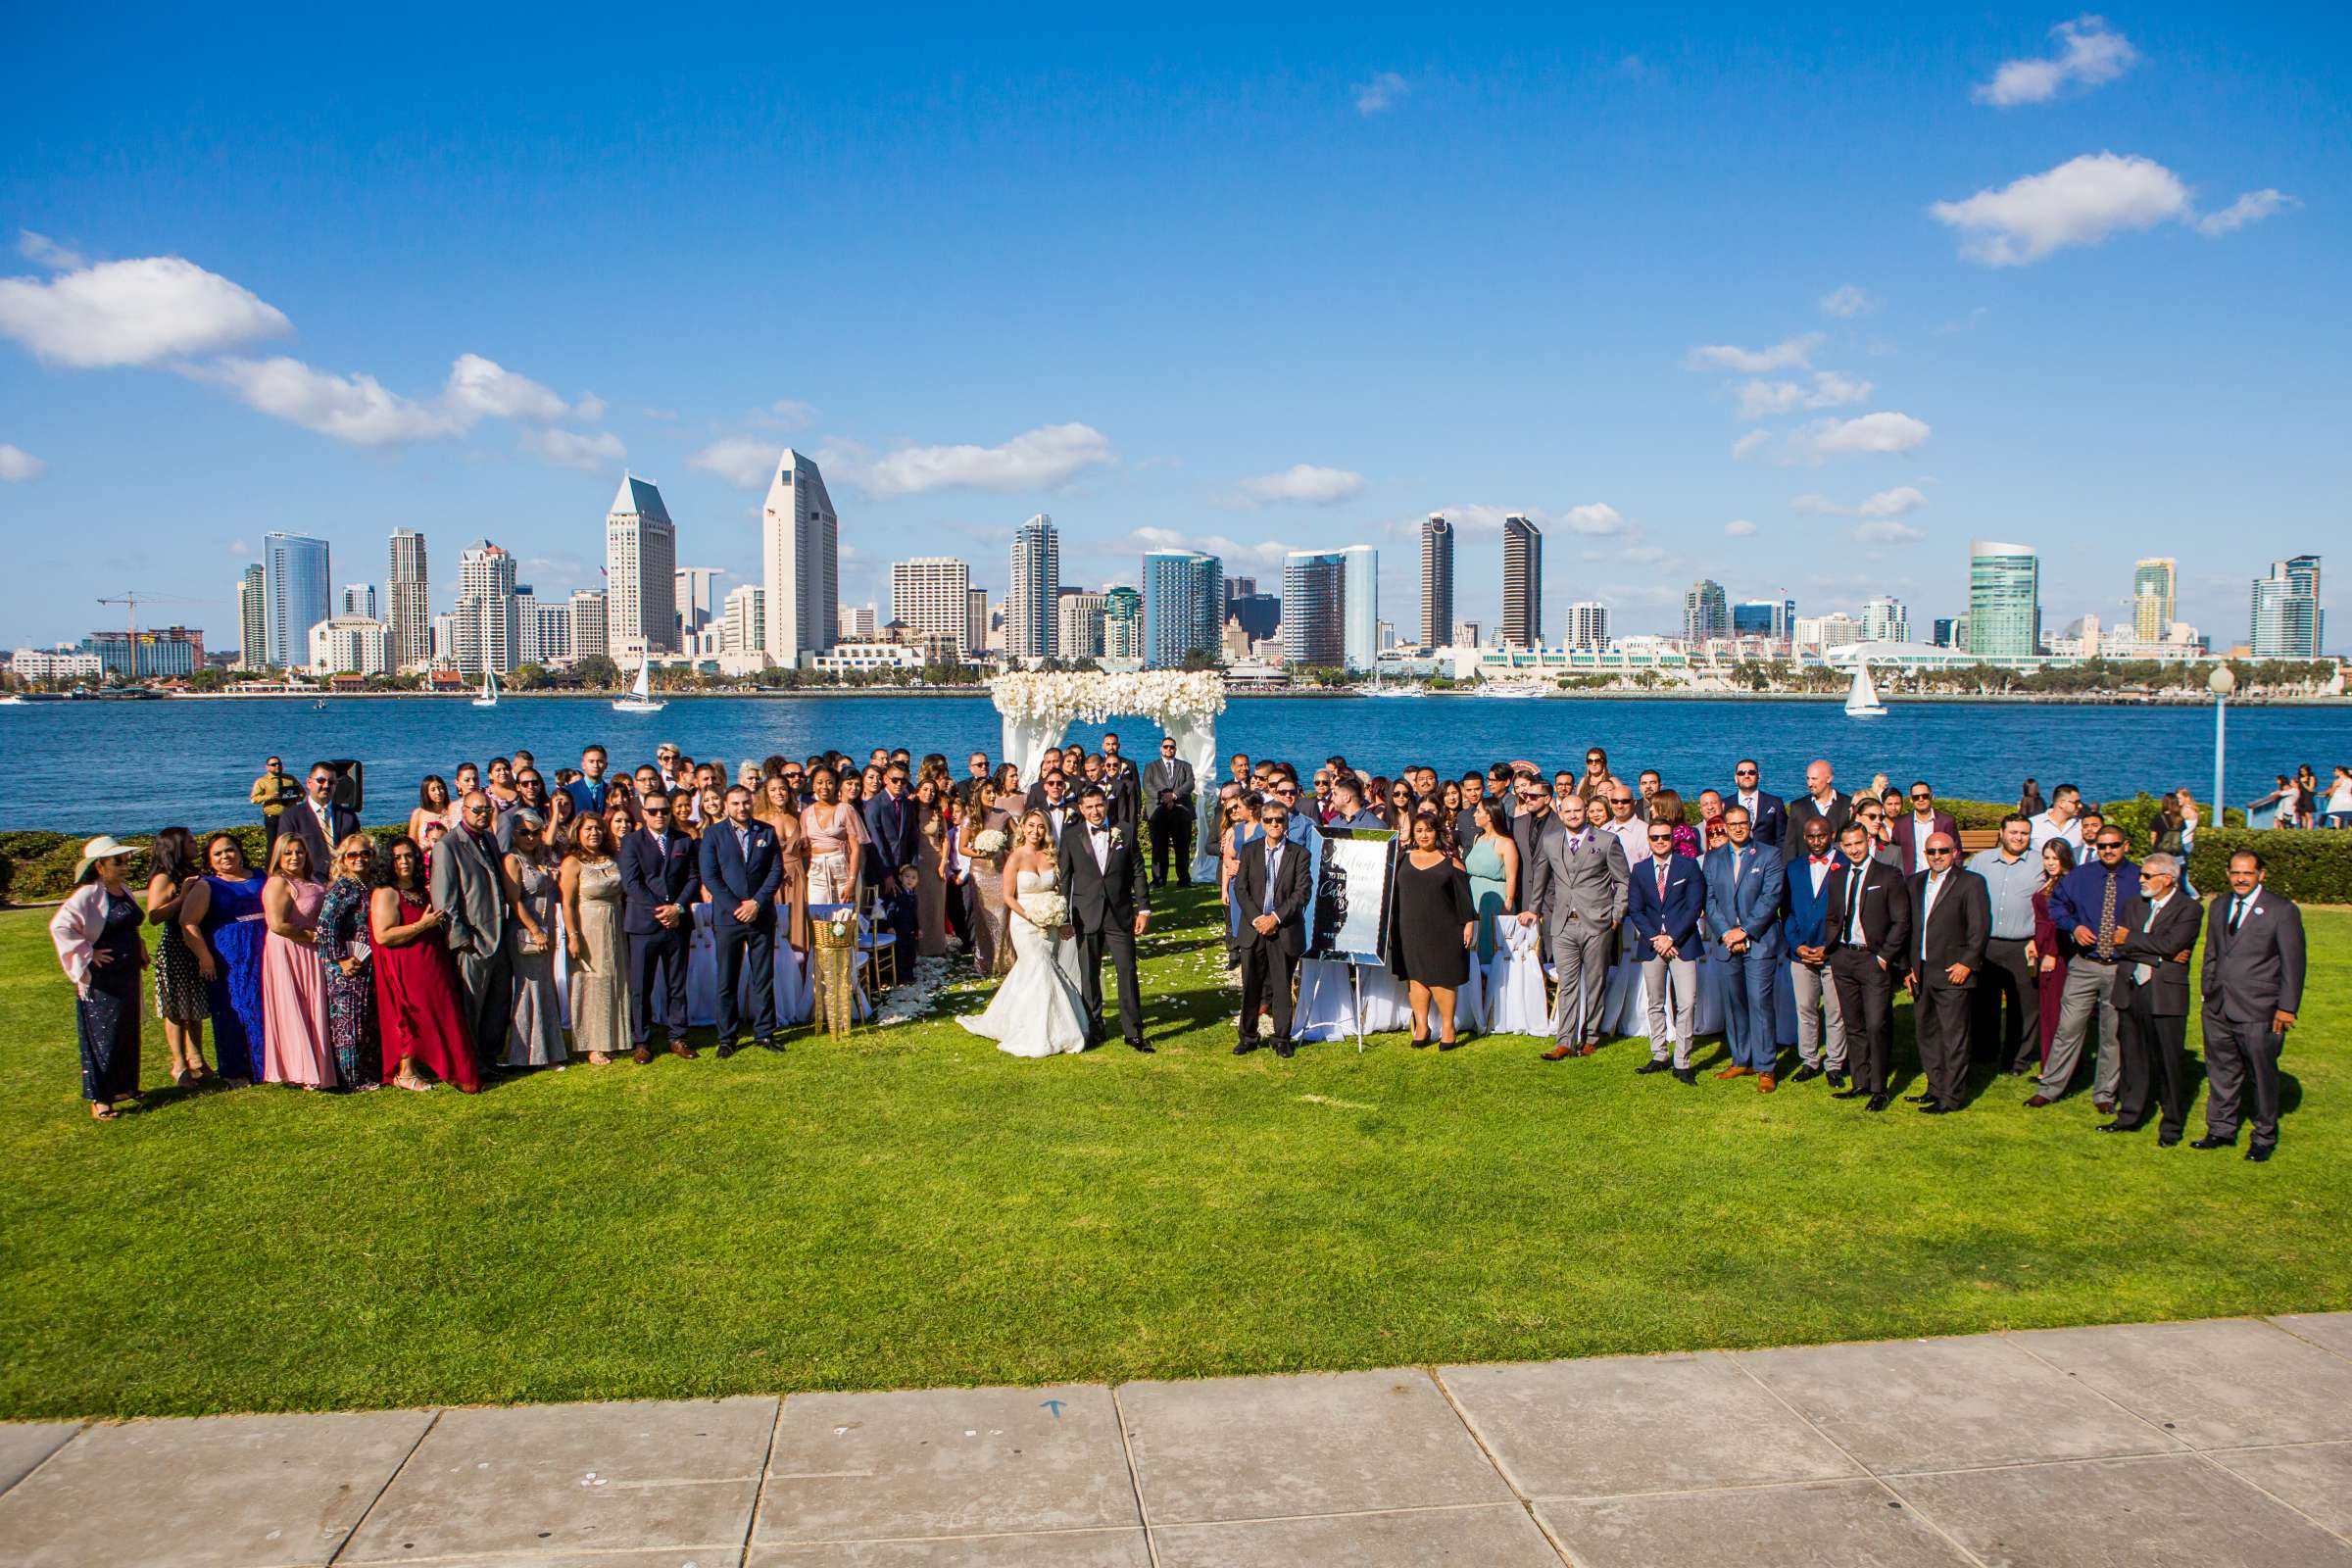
[368,834,479,1093]
[2030,839,2077,1067]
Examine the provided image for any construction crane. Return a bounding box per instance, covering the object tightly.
[94,590,208,679]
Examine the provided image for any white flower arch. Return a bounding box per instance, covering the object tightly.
[992,669,1226,879]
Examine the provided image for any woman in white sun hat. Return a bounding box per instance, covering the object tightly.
[49,836,150,1120]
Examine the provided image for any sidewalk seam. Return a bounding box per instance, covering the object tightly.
[735,1394,786,1567]
[1107,1382,1161,1568]
[0,1421,84,1505]
[1427,1363,1575,1566]
[324,1405,442,1566]
[2265,1313,2352,1367]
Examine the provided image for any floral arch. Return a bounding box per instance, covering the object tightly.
[992,669,1226,879]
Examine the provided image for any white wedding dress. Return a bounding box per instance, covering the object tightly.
[958,865,1091,1057]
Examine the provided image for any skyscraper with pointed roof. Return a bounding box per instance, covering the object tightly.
[605,472,677,661]
[762,448,838,664]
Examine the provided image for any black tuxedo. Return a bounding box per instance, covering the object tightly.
[1785,790,1851,851]
[1232,833,1311,1045]
[618,826,702,1048]
[2111,891,2204,1138]
[283,797,359,884]
[1824,858,1912,1095]
[1907,868,1990,1107]
[1056,817,1151,1045]
[1096,761,1144,828]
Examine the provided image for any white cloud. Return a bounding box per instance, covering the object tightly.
[1126,526,1295,568]
[2193,189,2294,237]
[1353,72,1408,115]
[1819,284,1876,318]
[0,253,292,368]
[226,539,252,558]
[16,230,83,270]
[518,427,625,472]
[1805,370,1873,409]
[0,443,45,482]
[444,353,572,423]
[187,356,462,445]
[1789,493,1838,515]
[1724,518,1758,538]
[1791,484,1930,517]
[688,435,782,490]
[853,422,1115,498]
[1562,503,1628,536]
[1233,463,1365,507]
[573,392,607,422]
[1931,152,2188,266]
[1685,333,1822,373]
[1737,369,1873,418]
[1787,412,1933,463]
[1975,16,2139,107]
[748,398,816,430]
[1730,431,1770,461]
[1855,519,1927,545]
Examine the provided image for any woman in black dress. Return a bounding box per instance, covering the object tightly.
[1390,812,1477,1050]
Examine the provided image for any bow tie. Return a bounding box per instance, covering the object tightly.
[1811,855,1831,865]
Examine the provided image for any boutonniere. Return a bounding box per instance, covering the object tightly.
[1109,826,1126,849]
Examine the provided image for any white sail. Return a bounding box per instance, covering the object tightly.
[471,669,500,708]
[1844,660,1886,717]
[612,659,664,713]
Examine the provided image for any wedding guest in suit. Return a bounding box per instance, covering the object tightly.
[1526,792,1630,1060]
[701,785,782,1057]
[1784,759,1850,849]
[1905,832,1989,1114]
[1890,780,1959,876]
[284,761,358,885]
[1390,813,1476,1049]
[1703,805,1785,1089]
[1825,821,1910,1110]
[1056,785,1152,1051]
[1032,769,1077,842]
[618,788,701,1062]
[1628,819,1705,1084]
[2041,826,2137,1113]
[2096,851,2202,1142]
[431,792,512,1070]
[1728,759,1788,852]
[1143,737,1197,885]
[1233,795,1309,1057]
[2195,850,2305,1160]
[1967,813,2042,1074]
[1783,815,1847,1086]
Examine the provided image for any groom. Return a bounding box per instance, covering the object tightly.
[1057,784,1153,1052]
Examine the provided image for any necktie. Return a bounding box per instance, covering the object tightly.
[2095,869,2119,959]
[2228,897,2246,935]
[1261,847,1280,914]
[1656,860,1668,900]
[1847,867,1865,943]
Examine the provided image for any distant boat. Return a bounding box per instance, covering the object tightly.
[1844,660,1887,718]
[471,669,501,709]
[1486,679,1545,699]
[1362,674,1423,698]
[612,661,664,714]
[0,694,23,707]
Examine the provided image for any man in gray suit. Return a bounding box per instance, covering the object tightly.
[2195,849,2306,1161]
[1523,791,1630,1059]
[430,791,512,1069]
[1141,736,1198,886]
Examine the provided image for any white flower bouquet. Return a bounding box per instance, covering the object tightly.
[1022,890,1069,929]
[969,827,1009,858]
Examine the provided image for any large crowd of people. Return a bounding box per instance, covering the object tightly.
[49,733,2312,1160]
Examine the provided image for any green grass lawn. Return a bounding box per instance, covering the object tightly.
[2,890,2345,1420]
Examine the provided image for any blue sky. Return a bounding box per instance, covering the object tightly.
[3,5,2344,651]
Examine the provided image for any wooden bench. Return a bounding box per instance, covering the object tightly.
[1957,827,2001,855]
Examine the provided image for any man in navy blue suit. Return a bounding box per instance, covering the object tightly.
[1627,818,1706,1084]
[1703,804,1786,1089]
[617,787,702,1063]
[701,785,782,1058]
[1783,814,1848,1087]
[861,761,923,941]
[1728,758,1788,852]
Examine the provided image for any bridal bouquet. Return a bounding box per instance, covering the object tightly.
[1022,890,1069,930]
[969,827,1008,858]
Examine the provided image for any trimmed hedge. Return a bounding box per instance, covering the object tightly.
[0,823,409,906]
[2190,829,2352,906]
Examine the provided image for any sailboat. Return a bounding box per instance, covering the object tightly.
[612,660,664,714]
[471,669,501,709]
[1843,659,1887,718]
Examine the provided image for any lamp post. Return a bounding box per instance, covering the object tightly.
[2209,662,2236,821]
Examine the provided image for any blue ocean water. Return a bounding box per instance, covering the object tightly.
[6,694,2344,831]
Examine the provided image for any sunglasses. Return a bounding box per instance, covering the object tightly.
[1647,831,1674,842]
[1926,847,1953,857]
[1911,793,1934,802]
[2096,840,2127,851]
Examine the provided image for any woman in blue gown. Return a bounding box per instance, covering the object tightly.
[177,833,270,1082]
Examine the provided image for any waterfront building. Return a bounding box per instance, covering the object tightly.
[1225,588,1281,645]
[1931,616,1960,649]
[808,641,925,676]
[2250,555,2324,658]
[2132,558,2178,643]
[724,583,766,655]
[1281,551,1347,668]
[761,449,837,662]
[86,626,203,679]
[1501,514,1543,648]
[1056,588,1108,662]
[340,583,377,620]
[568,590,608,660]
[236,564,267,670]
[1453,620,1484,650]
[532,600,573,663]
[1683,578,1730,645]
[1341,545,1378,672]
[11,646,105,680]
[263,531,330,670]
[1794,613,1863,653]
[966,587,989,658]
[1103,585,1144,661]
[893,556,975,658]
[840,603,880,641]
[1968,539,2041,660]
[1565,600,1610,651]
[675,566,722,651]
[1862,595,1909,644]
[606,473,678,662]
[1420,514,1454,648]
[1006,514,1059,662]
[1142,549,1221,668]
[387,528,429,672]
[1732,597,1796,645]
[308,616,391,677]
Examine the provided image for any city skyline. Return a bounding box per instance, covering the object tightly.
[1,12,2343,652]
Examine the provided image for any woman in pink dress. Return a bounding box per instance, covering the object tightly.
[369,834,479,1093]
[259,834,333,1087]
[800,766,867,906]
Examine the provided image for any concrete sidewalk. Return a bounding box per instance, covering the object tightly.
[3,1314,2351,1567]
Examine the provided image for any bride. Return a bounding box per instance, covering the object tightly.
[957,809,1091,1057]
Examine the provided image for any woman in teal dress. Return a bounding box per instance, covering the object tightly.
[1464,798,1518,959]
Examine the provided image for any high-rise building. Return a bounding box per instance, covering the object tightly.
[568,590,608,660]
[455,539,520,677]
[1967,540,2041,660]
[1142,550,1222,668]
[1565,601,1610,650]
[675,566,722,651]
[2250,555,2324,658]
[1501,515,1543,648]
[605,473,677,661]
[514,586,543,663]
[1224,576,1257,607]
[1682,578,1730,644]
[1420,514,1454,648]
[1341,545,1378,672]
[1861,595,1909,644]
[387,528,429,671]
[1225,589,1281,645]
[1453,620,1484,650]
[966,588,989,659]
[1731,598,1796,644]
[1931,616,1960,649]
[762,448,838,662]
[339,582,377,619]
[532,601,573,663]
[308,616,390,676]
[1795,613,1864,652]
[2132,558,2178,643]
[1103,585,1144,661]
[723,583,766,655]
[1007,514,1059,662]
[839,603,880,641]
[1056,589,1108,661]
[1281,551,1348,668]
[892,557,974,658]
[263,531,330,669]
[236,564,267,670]
[87,626,204,679]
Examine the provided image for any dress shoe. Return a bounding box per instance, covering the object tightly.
[1919,1102,1954,1115]
[1865,1093,1890,1112]
[632,1047,653,1065]
[1716,1065,1752,1079]
[2157,1134,2180,1148]
[2093,1099,2117,1115]
[715,1043,741,1060]
[1904,1092,1935,1103]
[760,1038,785,1054]
[1789,1064,1823,1083]
[2188,1136,2235,1151]
[1541,1044,1575,1061]
[2095,1119,2134,1133]
[1636,1058,1671,1075]
[669,1040,698,1059]
[1673,1066,1697,1085]
[1832,1086,1868,1100]
[2023,1095,2054,1108]
[1438,1038,1461,1051]
[1756,1074,1777,1094]
[1128,1038,1153,1054]
[1274,1041,1296,1059]
[1232,1041,1259,1055]
[1576,1042,1598,1056]
[1826,1070,1847,1089]
[2246,1144,2275,1163]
